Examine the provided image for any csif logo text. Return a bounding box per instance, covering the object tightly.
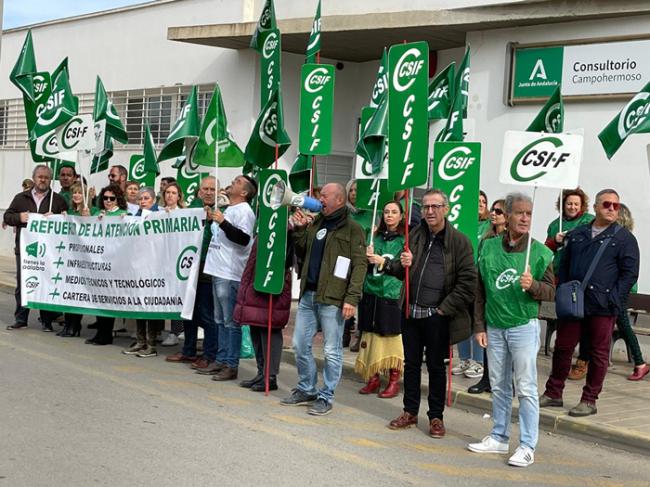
[304,67,331,94]
[510,136,570,182]
[616,91,650,139]
[438,146,476,182]
[496,268,519,290]
[392,47,425,93]
[263,31,279,60]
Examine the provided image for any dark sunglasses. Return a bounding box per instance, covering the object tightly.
[491,208,504,215]
[103,196,117,201]
[602,201,620,210]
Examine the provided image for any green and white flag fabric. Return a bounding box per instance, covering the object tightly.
[32,58,79,139]
[91,136,113,174]
[9,30,37,100]
[244,88,291,169]
[143,121,160,176]
[176,159,210,207]
[193,85,245,168]
[598,80,650,159]
[355,97,388,175]
[369,48,388,108]
[527,85,564,133]
[250,0,277,53]
[455,48,471,118]
[289,153,317,193]
[93,76,128,144]
[437,88,465,142]
[428,62,455,120]
[305,0,321,64]
[129,154,155,188]
[157,86,200,162]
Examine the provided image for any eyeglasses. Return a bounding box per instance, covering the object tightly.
[491,208,504,216]
[103,196,116,201]
[602,201,620,211]
[422,203,446,212]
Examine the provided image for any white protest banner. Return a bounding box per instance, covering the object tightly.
[20,209,204,320]
[56,114,95,152]
[499,130,583,189]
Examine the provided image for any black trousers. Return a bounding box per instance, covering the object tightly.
[250,326,283,377]
[402,313,450,420]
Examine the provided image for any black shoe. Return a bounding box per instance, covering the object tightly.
[85,334,99,344]
[87,322,98,330]
[468,378,491,394]
[7,322,28,330]
[239,374,264,388]
[251,379,278,392]
[60,324,81,337]
[92,338,113,346]
[42,323,54,332]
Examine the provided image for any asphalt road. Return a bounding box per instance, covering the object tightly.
[0,289,648,487]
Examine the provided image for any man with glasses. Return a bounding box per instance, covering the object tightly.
[4,165,68,331]
[383,189,476,438]
[108,165,128,193]
[540,189,639,417]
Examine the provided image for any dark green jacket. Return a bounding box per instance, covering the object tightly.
[293,207,367,308]
[384,219,477,344]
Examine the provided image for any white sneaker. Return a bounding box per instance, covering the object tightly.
[467,435,509,454]
[508,445,534,467]
[464,362,484,379]
[161,333,179,347]
[197,328,205,340]
[451,359,471,375]
[177,332,185,340]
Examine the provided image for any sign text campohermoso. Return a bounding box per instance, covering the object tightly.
[21,210,204,319]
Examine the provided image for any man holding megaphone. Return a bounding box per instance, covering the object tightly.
[280,183,367,416]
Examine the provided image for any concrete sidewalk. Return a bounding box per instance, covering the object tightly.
[1,254,648,454]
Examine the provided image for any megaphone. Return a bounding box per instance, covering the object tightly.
[270,180,322,212]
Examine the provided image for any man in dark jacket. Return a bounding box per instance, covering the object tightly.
[384,189,476,438]
[280,183,367,416]
[540,189,639,417]
[4,164,68,331]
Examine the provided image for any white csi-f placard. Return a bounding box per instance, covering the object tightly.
[55,114,96,152]
[499,130,583,189]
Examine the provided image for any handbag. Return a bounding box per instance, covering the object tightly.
[555,226,620,320]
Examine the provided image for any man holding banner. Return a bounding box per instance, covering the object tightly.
[5,165,68,331]
[468,192,554,467]
[203,176,258,381]
[281,183,367,416]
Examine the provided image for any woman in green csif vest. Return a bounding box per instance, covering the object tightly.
[468,192,555,468]
[354,200,405,399]
[476,190,491,242]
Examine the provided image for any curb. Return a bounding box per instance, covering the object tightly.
[280,349,650,455]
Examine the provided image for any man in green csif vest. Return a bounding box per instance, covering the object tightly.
[468,192,555,468]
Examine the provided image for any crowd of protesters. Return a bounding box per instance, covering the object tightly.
[3,163,643,468]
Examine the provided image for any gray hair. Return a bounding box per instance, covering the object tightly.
[137,187,156,200]
[504,192,533,214]
[422,188,449,206]
[32,164,53,179]
[594,188,619,204]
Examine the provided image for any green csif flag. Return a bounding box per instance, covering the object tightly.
[91,136,113,174]
[437,86,465,143]
[157,86,200,162]
[369,48,388,108]
[193,85,245,168]
[93,76,128,144]
[250,0,277,53]
[9,30,37,100]
[527,85,564,133]
[598,80,650,159]
[143,121,160,175]
[355,97,387,175]
[32,58,79,139]
[428,62,455,120]
[289,153,317,193]
[175,158,210,207]
[455,48,471,118]
[305,0,321,64]
[244,88,291,169]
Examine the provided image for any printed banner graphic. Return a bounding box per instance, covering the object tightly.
[255,169,288,294]
[432,142,481,252]
[299,63,335,155]
[499,130,583,189]
[387,41,429,191]
[20,211,204,320]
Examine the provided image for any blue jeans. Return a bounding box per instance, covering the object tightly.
[292,291,344,404]
[457,335,483,363]
[182,281,217,360]
[487,319,541,450]
[212,277,241,369]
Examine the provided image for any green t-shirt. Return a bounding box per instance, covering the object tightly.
[546,212,593,274]
[477,219,491,241]
[59,189,72,208]
[479,237,553,329]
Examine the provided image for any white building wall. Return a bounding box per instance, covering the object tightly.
[467,15,650,291]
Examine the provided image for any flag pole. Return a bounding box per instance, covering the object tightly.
[213,102,219,209]
[404,188,410,319]
[558,188,564,234]
[308,52,321,197]
[368,178,381,246]
[48,159,57,214]
[523,184,538,280]
[265,143,280,396]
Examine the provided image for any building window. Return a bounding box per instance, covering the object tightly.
[0,103,7,146]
